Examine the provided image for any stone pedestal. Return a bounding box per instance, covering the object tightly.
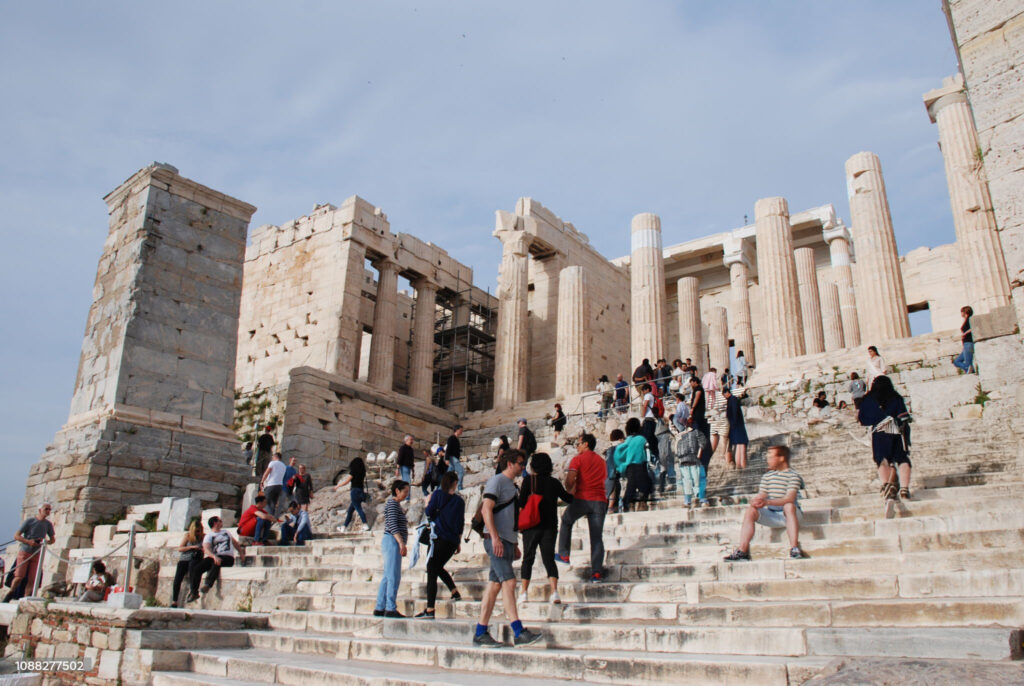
[408,279,438,404]
[925,75,1012,315]
[846,152,911,342]
[630,213,668,368]
[555,265,589,398]
[823,223,861,347]
[676,277,704,368]
[754,197,805,360]
[367,260,399,391]
[707,306,730,373]
[795,247,825,355]
[493,231,530,409]
[820,279,845,352]
[723,236,756,366]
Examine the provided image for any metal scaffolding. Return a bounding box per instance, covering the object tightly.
[430,284,497,414]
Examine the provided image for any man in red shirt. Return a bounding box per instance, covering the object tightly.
[555,433,608,581]
[237,495,278,545]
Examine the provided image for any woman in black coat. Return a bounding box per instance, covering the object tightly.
[858,375,912,516]
[517,452,573,605]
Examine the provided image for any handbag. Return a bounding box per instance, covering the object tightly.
[517,475,543,531]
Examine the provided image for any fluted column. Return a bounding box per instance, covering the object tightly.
[823,223,861,347]
[493,231,530,409]
[555,266,589,398]
[707,306,730,372]
[676,277,703,367]
[754,197,805,360]
[723,236,756,366]
[367,259,399,390]
[794,247,825,355]
[630,213,668,369]
[408,278,437,403]
[820,279,845,352]
[925,75,1011,314]
[846,152,911,342]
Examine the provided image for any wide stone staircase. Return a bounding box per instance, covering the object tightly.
[147,467,1024,685]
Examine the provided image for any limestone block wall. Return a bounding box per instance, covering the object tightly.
[900,243,968,332]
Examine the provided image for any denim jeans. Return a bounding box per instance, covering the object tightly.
[557,499,607,574]
[953,341,975,372]
[281,520,312,545]
[254,517,270,543]
[375,534,402,612]
[678,464,702,501]
[399,466,412,501]
[448,457,465,490]
[345,488,367,526]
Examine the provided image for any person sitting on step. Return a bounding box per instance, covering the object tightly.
[724,445,805,561]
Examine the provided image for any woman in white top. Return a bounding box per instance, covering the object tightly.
[701,368,720,409]
[733,351,748,386]
[866,346,886,389]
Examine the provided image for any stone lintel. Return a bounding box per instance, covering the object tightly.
[62,404,238,443]
[923,73,967,123]
[103,163,256,222]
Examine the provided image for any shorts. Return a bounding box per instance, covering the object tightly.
[756,505,802,528]
[484,537,517,583]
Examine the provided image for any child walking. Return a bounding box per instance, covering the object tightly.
[374,480,410,618]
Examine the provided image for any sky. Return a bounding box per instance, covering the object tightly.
[0,2,959,529]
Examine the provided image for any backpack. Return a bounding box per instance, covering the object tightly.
[517,475,543,531]
[647,386,665,418]
[521,428,537,455]
[470,494,517,538]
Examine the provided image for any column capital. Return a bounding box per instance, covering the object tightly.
[411,275,438,292]
[923,74,967,123]
[722,235,754,269]
[371,256,400,274]
[497,230,532,256]
[822,222,852,246]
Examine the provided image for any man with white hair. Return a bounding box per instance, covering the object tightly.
[396,434,416,502]
[5,503,55,600]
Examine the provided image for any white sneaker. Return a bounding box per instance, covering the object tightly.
[336,525,347,533]
[550,592,561,605]
[518,591,528,605]
[363,524,372,532]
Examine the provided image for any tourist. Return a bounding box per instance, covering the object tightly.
[5,502,55,601]
[396,435,416,502]
[473,449,543,647]
[280,501,313,545]
[516,418,537,458]
[724,445,805,561]
[655,419,676,493]
[725,387,749,470]
[242,441,253,467]
[188,515,245,601]
[858,375,913,518]
[702,367,720,408]
[555,433,608,581]
[170,519,204,607]
[733,351,748,386]
[445,426,466,490]
[373,480,410,619]
[865,346,886,387]
[549,404,567,446]
[953,305,975,374]
[674,424,703,508]
[420,449,440,496]
[289,464,314,511]
[688,376,712,507]
[670,359,686,392]
[618,418,653,511]
[613,373,630,414]
[238,494,278,545]
[655,358,672,395]
[255,425,276,477]
[259,452,288,517]
[604,429,625,513]
[640,383,660,460]
[76,561,111,603]
[282,456,298,506]
[416,472,465,619]
[518,452,572,605]
[849,372,867,410]
[632,358,654,386]
[596,375,614,420]
[709,387,729,461]
[672,393,690,433]
[335,456,371,532]
[816,391,830,407]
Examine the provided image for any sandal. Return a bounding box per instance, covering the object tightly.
[899,487,911,500]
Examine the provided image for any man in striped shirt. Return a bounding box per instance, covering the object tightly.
[724,445,805,561]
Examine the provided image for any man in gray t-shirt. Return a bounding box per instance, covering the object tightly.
[6,503,56,601]
[483,471,518,545]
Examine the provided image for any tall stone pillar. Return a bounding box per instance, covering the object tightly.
[820,279,845,352]
[630,213,667,368]
[555,266,589,398]
[924,75,1012,314]
[408,278,438,403]
[722,236,756,366]
[794,247,825,355]
[367,259,399,390]
[823,223,861,347]
[707,306,730,372]
[846,152,911,342]
[676,277,703,367]
[493,231,530,409]
[754,197,805,360]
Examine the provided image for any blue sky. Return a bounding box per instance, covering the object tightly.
[0,2,957,529]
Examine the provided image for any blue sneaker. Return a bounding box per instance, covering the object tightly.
[554,553,570,565]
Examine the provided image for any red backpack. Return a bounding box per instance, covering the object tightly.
[517,475,542,530]
[648,385,666,418]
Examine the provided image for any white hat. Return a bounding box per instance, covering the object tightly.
[430,443,442,455]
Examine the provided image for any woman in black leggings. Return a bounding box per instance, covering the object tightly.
[518,452,573,605]
[415,471,465,619]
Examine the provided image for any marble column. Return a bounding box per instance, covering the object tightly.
[707,306,730,373]
[846,152,911,342]
[722,236,756,366]
[754,197,805,360]
[630,213,668,368]
[493,231,530,409]
[555,265,589,398]
[676,277,703,368]
[823,223,861,347]
[367,259,399,390]
[925,75,1012,314]
[819,278,845,352]
[408,278,438,403]
[794,247,825,355]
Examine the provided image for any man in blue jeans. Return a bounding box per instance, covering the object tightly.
[280,501,312,545]
[555,434,609,581]
[953,306,975,374]
[445,425,465,490]
[396,435,416,502]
